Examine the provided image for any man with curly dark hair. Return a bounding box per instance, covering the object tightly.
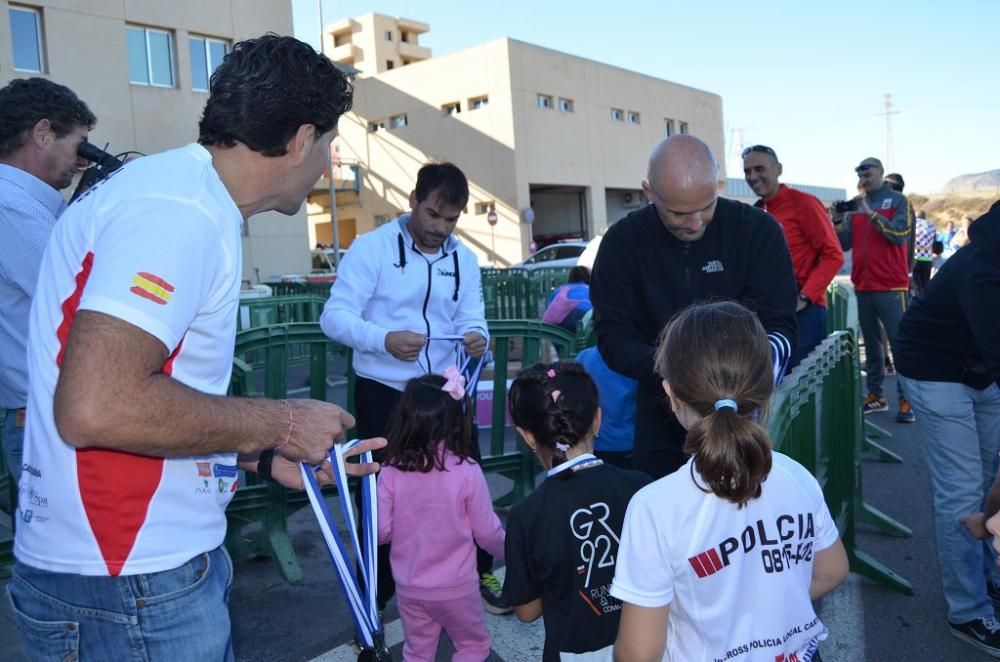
[0,77,94,484]
[7,36,375,661]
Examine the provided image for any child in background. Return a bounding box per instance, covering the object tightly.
[377,370,505,662]
[612,301,849,662]
[502,362,651,661]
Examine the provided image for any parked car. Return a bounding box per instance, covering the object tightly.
[512,240,590,270]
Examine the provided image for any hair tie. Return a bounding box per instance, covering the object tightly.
[550,389,561,402]
[546,368,557,378]
[555,442,570,452]
[714,399,738,412]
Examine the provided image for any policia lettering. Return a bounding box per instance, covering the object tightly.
[691,513,815,578]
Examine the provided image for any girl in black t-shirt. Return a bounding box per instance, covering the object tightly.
[502,362,651,661]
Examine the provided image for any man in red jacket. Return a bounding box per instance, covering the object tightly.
[836,157,915,422]
[743,145,844,370]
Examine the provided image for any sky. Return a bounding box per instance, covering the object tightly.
[291,0,1000,195]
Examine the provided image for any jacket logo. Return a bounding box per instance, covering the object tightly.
[437,268,456,277]
[881,199,892,210]
[701,260,724,274]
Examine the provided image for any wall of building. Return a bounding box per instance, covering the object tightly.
[335,38,519,265]
[0,0,308,283]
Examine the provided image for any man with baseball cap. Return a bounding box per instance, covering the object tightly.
[836,157,914,422]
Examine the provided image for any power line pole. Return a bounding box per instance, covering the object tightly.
[318,0,342,269]
[877,93,900,170]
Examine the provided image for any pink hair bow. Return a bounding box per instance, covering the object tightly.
[441,365,467,400]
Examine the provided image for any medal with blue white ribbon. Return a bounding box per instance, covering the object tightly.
[301,440,391,660]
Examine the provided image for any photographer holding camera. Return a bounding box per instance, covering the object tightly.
[894,202,1000,656]
[835,156,914,422]
[0,77,95,482]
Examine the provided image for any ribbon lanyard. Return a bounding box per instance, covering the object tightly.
[546,452,601,478]
[300,440,382,650]
[457,344,490,404]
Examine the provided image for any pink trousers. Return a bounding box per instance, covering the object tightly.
[396,589,491,661]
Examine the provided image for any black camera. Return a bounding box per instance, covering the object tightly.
[71,141,128,202]
[833,200,858,213]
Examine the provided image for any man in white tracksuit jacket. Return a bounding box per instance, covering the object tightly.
[320,162,509,615]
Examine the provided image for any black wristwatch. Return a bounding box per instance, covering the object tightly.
[257,449,276,481]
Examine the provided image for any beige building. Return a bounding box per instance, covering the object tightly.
[1,0,309,283]
[312,13,725,267]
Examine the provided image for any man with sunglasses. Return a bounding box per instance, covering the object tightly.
[742,145,843,370]
[591,135,797,479]
[836,157,914,422]
[0,78,94,483]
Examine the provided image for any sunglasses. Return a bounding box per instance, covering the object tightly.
[855,164,879,173]
[741,145,777,160]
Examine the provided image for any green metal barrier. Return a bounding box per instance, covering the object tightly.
[225,323,355,583]
[770,330,912,594]
[480,267,573,320]
[237,294,328,331]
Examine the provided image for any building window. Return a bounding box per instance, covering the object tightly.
[469,95,489,110]
[664,118,675,137]
[610,108,624,122]
[679,121,689,134]
[385,30,393,41]
[189,36,229,92]
[10,5,45,72]
[127,26,175,87]
[334,33,350,47]
[558,97,574,112]
[368,120,386,133]
[400,31,410,43]
[390,114,408,129]
[386,60,395,70]
[537,94,553,109]
[442,102,461,116]
[474,201,494,215]
[627,111,641,124]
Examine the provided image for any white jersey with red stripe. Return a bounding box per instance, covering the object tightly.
[17,143,244,576]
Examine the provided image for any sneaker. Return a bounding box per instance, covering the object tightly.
[480,573,513,615]
[989,581,1000,609]
[862,394,888,414]
[948,616,1000,657]
[896,398,916,423]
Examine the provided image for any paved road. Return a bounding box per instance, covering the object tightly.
[1,375,997,661]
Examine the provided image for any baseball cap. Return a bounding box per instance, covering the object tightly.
[855,157,884,173]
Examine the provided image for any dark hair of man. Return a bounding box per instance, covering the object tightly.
[413,162,470,208]
[508,361,599,468]
[198,34,353,157]
[0,78,96,157]
[654,301,774,507]
[384,374,474,472]
[567,266,590,284]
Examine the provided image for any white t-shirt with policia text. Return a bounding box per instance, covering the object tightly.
[611,452,839,662]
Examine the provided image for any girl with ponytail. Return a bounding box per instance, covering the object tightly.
[611,301,849,662]
[502,361,651,661]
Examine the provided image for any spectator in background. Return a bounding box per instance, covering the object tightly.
[895,202,1000,657]
[884,173,915,272]
[541,266,592,333]
[0,78,94,483]
[835,157,914,423]
[912,209,936,297]
[743,145,843,369]
[940,220,959,258]
[576,344,637,470]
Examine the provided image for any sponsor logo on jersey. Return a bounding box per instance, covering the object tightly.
[196,462,212,477]
[212,463,238,478]
[130,272,175,305]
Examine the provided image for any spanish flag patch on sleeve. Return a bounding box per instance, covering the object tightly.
[130,272,175,305]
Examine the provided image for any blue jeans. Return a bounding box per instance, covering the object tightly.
[7,545,235,661]
[899,376,1000,622]
[789,303,827,370]
[1,407,25,483]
